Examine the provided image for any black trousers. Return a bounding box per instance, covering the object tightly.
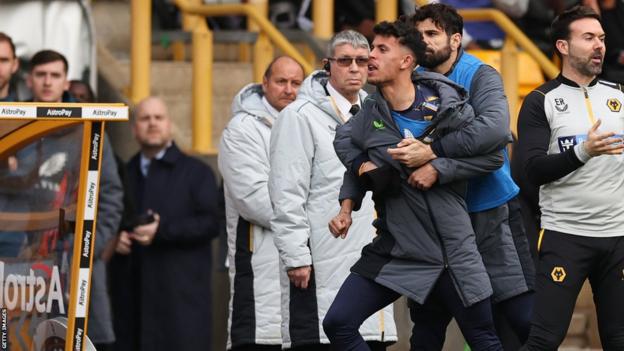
[522,230,624,351]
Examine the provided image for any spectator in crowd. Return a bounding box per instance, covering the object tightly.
[288,0,414,40]
[517,6,624,350]
[335,0,376,41]
[438,0,505,49]
[513,0,577,56]
[583,0,624,83]
[491,0,530,19]
[69,79,95,103]
[397,4,535,349]
[113,96,219,351]
[27,50,72,103]
[28,50,123,351]
[218,55,305,351]
[325,19,505,351]
[0,32,27,257]
[268,30,397,350]
[0,32,18,101]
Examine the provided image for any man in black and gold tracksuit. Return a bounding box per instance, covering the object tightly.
[517,6,624,350]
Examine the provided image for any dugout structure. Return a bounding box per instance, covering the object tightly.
[0,102,128,351]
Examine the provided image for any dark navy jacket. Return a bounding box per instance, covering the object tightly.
[115,143,218,351]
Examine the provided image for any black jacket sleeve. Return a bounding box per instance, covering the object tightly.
[517,90,584,186]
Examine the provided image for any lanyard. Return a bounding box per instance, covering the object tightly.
[327,94,349,124]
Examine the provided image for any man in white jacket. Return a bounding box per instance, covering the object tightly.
[268,30,397,350]
[219,56,305,351]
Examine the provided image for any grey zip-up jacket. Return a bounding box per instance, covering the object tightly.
[269,71,397,348]
[218,84,282,348]
[334,72,500,306]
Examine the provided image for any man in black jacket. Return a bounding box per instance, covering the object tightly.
[113,96,219,351]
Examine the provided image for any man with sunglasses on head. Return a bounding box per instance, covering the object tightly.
[268,30,397,351]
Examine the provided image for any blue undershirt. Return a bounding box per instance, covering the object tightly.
[391,84,440,139]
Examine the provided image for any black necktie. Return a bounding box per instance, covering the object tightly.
[349,104,360,115]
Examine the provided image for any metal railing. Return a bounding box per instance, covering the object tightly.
[130,0,313,154]
[458,9,559,79]
[311,0,398,36]
[454,8,559,132]
[129,0,560,152]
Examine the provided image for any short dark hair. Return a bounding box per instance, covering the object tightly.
[0,32,16,58]
[29,50,68,73]
[551,5,601,58]
[409,3,463,37]
[70,80,95,102]
[263,55,304,80]
[374,19,426,62]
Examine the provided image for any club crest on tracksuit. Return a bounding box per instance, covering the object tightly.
[607,98,622,112]
[551,266,566,282]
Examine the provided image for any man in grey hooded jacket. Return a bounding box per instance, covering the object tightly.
[219,56,304,350]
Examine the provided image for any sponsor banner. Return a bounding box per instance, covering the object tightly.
[557,135,583,153]
[83,172,99,220]
[0,106,37,118]
[72,318,85,351]
[80,222,94,267]
[88,123,102,170]
[82,106,128,119]
[0,104,128,120]
[0,262,65,314]
[37,107,82,118]
[558,134,624,153]
[74,270,90,318]
[88,122,104,171]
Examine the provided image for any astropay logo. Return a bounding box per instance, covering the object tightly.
[37,107,81,118]
[0,262,65,314]
[45,109,73,117]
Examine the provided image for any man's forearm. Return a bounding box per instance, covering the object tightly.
[339,199,355,214]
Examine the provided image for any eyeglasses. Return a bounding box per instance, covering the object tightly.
[327,56,370,67]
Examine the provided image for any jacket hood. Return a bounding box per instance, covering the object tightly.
[412,70,469,114]
[363,70,471,138]
[231,83,273,122]
[297,70,367,123]
[367,70,469,120]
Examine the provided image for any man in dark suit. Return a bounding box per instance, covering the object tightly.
[112,96,219,351]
